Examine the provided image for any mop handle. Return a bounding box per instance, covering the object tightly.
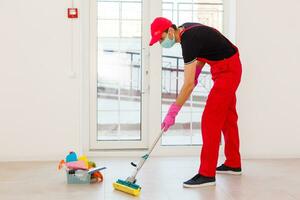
[130,129,165,180]
[147,129,165,156]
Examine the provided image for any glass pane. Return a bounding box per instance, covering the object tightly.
[162,10,174,21]
[98,2,119,19]
[193,4,223,31]
[178,3,193,11]
[122,2,141,20]
[163,2,173,10]
[178,11,193,24]
[98,20,119,37]
[97,0,142,141]
[121,20,141,37]
[161,0,223,146]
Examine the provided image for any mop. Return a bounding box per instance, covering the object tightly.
[113,129,165,196]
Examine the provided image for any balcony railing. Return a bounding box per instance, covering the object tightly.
[98,49,212,107]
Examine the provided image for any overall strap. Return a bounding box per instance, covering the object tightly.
[179,24,204,38]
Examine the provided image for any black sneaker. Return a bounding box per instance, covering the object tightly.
[183,174,216,188]
[216,164,242,175]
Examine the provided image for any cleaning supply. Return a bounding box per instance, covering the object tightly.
[58,160,66,170]
[66,151,78,162]
[58,151,106,184]
[78,155,89,168]
[66,160,88,170]
[88,161,96,168]
[88,166,106,174]
[66,167,106,184]
[91,171,103,183]
[113,129,165,196]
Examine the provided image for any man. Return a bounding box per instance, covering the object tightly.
[149,17,242,188]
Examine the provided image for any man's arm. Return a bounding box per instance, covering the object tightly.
[175,60,205,106]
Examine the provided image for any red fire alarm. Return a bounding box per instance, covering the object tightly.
[68,8,78,19]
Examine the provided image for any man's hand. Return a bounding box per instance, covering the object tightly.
[161,103,182,132]
[162,60,205,132]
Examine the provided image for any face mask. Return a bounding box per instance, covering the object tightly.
[160,33,176,48]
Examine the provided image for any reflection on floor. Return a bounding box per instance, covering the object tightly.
[0,157,299,200]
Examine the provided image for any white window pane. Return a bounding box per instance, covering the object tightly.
[98,20,119,37]
[178,11,193,23]
[195,0,222,3]
[121,20,141,37]
[162,11,173,21]
[122,2,141,20]
[98,2,119,19]
[120,111,140,124]
[97,0,142,141]
[163,2,173,10]
[178,3,193,11]
[98,111,119,124]
[98,96,119,111]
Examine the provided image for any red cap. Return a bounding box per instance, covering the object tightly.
[149,17,172,46]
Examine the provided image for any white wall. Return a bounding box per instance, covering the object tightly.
[0,0,300,161]
[237,0,300,158]
[0,0,82,161]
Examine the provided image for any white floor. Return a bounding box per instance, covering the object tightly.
[0,157,300,200]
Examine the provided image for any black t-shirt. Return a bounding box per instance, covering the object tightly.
[180,22,237,64]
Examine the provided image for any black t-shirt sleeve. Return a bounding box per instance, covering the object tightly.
[181,34,198,64]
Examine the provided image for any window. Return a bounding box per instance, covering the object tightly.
[97,0,143,142]
[89,0,231,151]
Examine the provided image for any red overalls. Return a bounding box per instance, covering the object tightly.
[180,25,242,177]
